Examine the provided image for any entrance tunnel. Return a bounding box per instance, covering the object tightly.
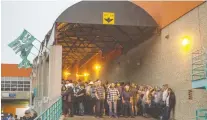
[31,1,207,120]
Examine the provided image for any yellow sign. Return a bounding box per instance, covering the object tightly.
[103,12,115,25]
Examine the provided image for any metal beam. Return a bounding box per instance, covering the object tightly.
[115,26,134,41]
[62,26,86,61]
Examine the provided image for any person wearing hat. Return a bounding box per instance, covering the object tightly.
[22,110,32,120]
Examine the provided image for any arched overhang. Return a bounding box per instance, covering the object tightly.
[56,1,157,26]
[54,1,158,69]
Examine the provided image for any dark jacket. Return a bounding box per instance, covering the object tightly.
[169,92,176,109]
[22,116,33,120]
[62,87,75,102]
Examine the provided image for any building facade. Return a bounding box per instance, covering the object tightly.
[1,64,32,118]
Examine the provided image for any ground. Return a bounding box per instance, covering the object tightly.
[60,116,155,120]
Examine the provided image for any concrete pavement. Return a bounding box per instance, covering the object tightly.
[60,115,156,120]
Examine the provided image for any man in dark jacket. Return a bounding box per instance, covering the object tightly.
[163,88,176,120]
[62,85,75,117]
[22,110,33,120]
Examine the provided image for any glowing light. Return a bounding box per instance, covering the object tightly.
[84,73,89,77]
[182,38,190,46]
[181,36,191,53]
[64,71,71,76]
[94,64,101,71]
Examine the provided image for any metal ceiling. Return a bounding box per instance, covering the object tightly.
[56,23,157,69]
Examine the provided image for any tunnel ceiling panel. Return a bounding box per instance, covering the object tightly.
[56,1,158,69]
[56,1,157,26]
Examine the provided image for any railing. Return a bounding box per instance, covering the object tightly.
[192,49,207,81]
[196,109,207,120]
[34,97,62,120]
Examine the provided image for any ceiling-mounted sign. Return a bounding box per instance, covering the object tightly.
[103,12,115,25]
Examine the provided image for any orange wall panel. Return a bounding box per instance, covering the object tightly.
[132,1,205,28]
[2,104,28,116]
[1,64,32,77]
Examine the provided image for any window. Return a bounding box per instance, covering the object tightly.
[18,85,23,87]
[18,81,23,84]
[18,88,23,91]
[11,81,17,84]
[24,88,30,91]
[24,81,30,84]
[5,81,10,84]
[5,84,10,87]
[24,85,30,88]
[5,88,11,91]
[11,88,17,91]
[1,77,30,91]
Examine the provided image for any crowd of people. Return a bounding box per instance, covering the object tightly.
[61,79,176,120]
[1,110,37,120]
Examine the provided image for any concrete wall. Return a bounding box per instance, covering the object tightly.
[33,45,62,114]
[102,2,207,120]
[48,45,62,104]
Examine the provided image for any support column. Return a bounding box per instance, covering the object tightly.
[48,45,62,104]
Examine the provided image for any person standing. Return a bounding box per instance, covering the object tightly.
[85,82,91,115]
[131,83,138,116]
[152,87,163,118]
[89,81,96,115]
[61,80,67,116]
[7,114,15,120]
[76,84,86,116]
[161,84,169,119]
[116,82,123,116]
[62,84,75,117]
[22,110,32,120]
[73,81,81,115]
[107,83,120,118]
[122,85,134,118]
[163,88,176,120]
[95,80,105,118]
